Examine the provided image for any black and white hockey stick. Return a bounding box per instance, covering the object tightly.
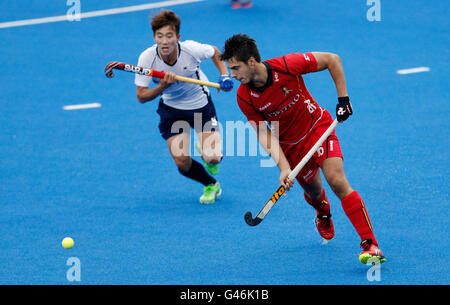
[244,119,339,226]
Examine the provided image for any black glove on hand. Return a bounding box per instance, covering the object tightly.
[336,96,353,122]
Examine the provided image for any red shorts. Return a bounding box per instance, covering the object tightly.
[281,110,343,187]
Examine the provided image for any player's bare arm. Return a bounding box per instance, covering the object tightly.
[211,46,233,92]
[251,121,294,191]
[311,52,348,97]
[311,52,353,122]
[211,46,229,76]
[136,72,176,103]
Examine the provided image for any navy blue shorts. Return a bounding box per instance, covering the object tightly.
[156,96,219,140]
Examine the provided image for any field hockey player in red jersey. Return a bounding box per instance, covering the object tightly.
[221,34,385,265]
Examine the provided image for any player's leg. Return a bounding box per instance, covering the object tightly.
[299,168,335,241]
[193,95,222,176]
[166,131,191,171]
[196,130,223,174]
[191,97,222,202]
[321,157,374,242]
[157,100,219,203]
[283,130,335,241]
[320,157,352,199]
[166,132,219,203]
[195,131,222,202]
[321,156,386,264]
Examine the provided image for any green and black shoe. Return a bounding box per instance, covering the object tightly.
[199,182,222,204]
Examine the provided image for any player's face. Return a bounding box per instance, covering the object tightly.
[227,57,253,85]
[154,25,180,57]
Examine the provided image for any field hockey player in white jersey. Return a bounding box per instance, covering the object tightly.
[135,10,233,204]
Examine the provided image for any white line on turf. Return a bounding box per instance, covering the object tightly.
[396,67,430,75]
[0,0,204,29]
[63,103,101,111]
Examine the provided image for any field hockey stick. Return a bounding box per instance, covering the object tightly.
[104,61,221,89]
[244,118,339,226]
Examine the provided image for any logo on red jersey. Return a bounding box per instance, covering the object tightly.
[282,86,293,96]
[266,94,300,118]
[304,99,317,114]
[302,169,314,181]
[250,91,260,98]
[259,102,271,111]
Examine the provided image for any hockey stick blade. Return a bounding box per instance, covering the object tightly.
[104,61,122,78]
[244,211,262,226]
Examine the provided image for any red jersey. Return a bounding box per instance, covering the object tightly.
[236,52,324,145]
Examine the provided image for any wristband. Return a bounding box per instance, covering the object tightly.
[338,96,350,103]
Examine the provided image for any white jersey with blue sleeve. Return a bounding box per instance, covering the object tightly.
[135,40,215,110]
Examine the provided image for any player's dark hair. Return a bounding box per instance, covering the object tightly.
[221,34,261,63]
[151,10,181,35]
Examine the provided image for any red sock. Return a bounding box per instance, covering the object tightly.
[341,191,378,245]
[304,189,330,216]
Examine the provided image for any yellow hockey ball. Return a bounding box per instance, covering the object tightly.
[62,237,74,249]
